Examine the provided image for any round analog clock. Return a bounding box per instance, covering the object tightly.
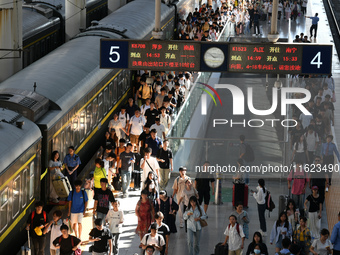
[203,47,225,68]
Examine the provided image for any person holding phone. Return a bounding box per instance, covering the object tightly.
[305,186,323,239]
[270,212,293,253]
[89,218,112,255]
[310,229,333,255]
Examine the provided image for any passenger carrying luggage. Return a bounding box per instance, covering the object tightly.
[232,183,248,207]
[52,177,72,198]
[214,242,228,255]
[21,230,31,255]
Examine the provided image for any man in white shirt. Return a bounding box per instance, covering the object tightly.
[150,117,166,140]
[141,98,151,116]
[118,106,129,139]
[141,223,165,255]
[222,215,245,255]
[322,84,332,98]
[141,147,160,184]
[128,109,146,152]
[159,107,171,135]
[305,125,319,164]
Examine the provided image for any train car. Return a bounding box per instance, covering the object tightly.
[0,109,42,254]
[0,0,195,253]
[22,0,109,67]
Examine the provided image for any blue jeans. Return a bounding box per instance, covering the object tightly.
[121,171,131,194]
[187,229,201,255]
[292,193,305,212]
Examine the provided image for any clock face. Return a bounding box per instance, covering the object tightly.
[203,47,225,68]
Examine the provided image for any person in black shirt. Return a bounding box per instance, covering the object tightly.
[157,140,173,190]
[195,161,215,215]
[94,178,116,221]
[89,219,112,255]
[145,102,159,126]
[139,124,151,157]
[26,201,49,255]
[53,224,81,255]
[309,156,328,203]
[155,190,179,234]
[101,131,116,152]
[126,97,139,118]
[304,186,323,239]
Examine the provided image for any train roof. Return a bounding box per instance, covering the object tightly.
[88,0,174,39]
[0,109,41,173]
[23,7,60,41]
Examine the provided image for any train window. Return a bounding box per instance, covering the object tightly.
[118,73,123,99]
[113,79,118,104]
[125,71,130,91]
[109,82,113,108]
[22,169,27,208]
[104,87,109,115]
[79,111,85,142]
[92,98,98,128]
[66,125,73,151]
[12,175,20,218]
[61,131,65,159]
[29,162,34,200]
[0,188,9,232]
[86,104,92,135]
[98,92,103,122]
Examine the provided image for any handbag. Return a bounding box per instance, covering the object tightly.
[200,219,208,227]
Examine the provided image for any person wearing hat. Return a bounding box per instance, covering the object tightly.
[26,201,49,255]
[93,178,115,221]
[150,117,166,140]
[172,167,190,228]
[304,186,323,238]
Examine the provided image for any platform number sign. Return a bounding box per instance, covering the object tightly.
[100,40,129,69]
[302,45,332,74]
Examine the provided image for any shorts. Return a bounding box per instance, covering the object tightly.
[198,190,210,205]
[71,213,83,224]
[130,134,140,144]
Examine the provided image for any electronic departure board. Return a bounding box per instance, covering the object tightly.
[228,44,303,73]
[100,39,201,71]
[100,39,332,75]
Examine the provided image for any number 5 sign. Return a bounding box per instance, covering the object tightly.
[100,39,129,69]
[302,45,332,74]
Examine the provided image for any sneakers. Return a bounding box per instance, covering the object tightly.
[259,229,267,237]
[179,223,184,228]
[326,187,329,192]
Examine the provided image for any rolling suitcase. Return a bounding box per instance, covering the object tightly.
[52,177,72,198]
[214,242,228,255]
[21,230,31,255]
[232,183,248,207]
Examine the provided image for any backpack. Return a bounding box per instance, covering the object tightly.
[244,143,255,162]
[143,234,162,254]
[31,210,47,226]
[228,223,241,236]
[71,189,86,211]
[265,190,275,212]
[59,236,81,255]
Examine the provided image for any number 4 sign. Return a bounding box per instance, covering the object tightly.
[302,45,332,74]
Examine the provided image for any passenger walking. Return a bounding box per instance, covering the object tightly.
[67,180,88,239]
[231,202,250,239]
[151,212,170,255]
[93,158,107,195]
[155,190,179,234]
[293,217,311,255]
[183,196,207,255]
[143,171,158,202]
[270,212,293,253]
[291,134,309,164]
[49,151,65,203]
[321,135,340,186]
[251,179,267,237]
[194,161,215,215]
[141,223,165,255]
[285,199,299,231]
[288,160,309,215]
[52,224,81,255]
[275,238,292,255]
[331,212,340,255]
[304,186,323,238]
[128,108,146,152]
[245,232,269,255]
[222,215,245,255]
[172,166,190,228]
[89,218,112,255]
[26,201,49,255]
[136,189,155,242]
[118,143,135,197]
[93,178,115,221]
[105,200,124,255]
[141,147,160,186]
[63,146,81,190]
[156,139,173,190]
[43,210,63,255]
[311,229,333,255]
